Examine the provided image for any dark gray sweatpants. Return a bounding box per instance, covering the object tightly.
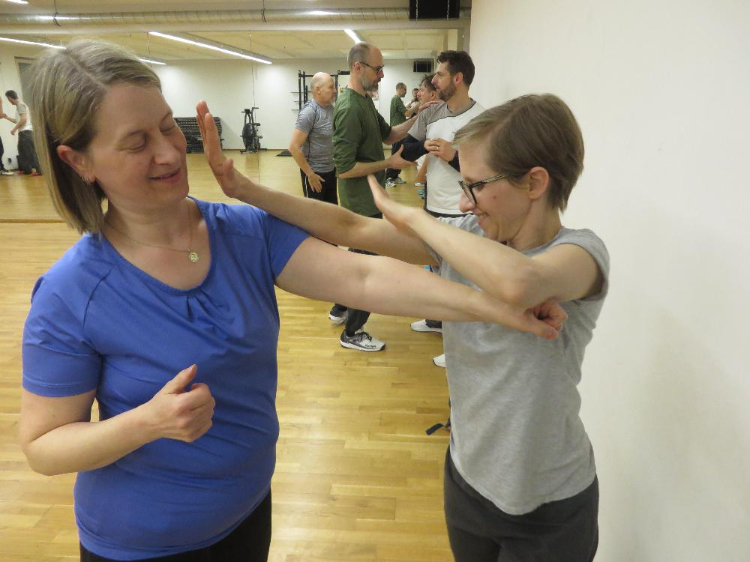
[444,448,599,562]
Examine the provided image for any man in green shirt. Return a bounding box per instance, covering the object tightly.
[385,82,415,187]
[332,42,416,352]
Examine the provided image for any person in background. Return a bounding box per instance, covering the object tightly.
[0,97,12,175]
[401,52,486,367]
[384,82,414,188]
[288,71,348,325]
[330,42,417,352]
[2,89,42,176]
[412,74,439,196]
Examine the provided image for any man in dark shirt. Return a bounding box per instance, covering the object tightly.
[385,82,413,187]
[332,42,416,351]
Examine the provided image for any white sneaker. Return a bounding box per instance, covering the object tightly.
[414,181,425,187]
[0,170,13,176]
[340,330,386,352]
[328,305,348,325]
[385,178,396,188]
[410,319,443,334]
[433,354,446,368]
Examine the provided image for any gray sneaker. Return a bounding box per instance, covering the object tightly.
[340,330,385,352]
[0,170,13,176]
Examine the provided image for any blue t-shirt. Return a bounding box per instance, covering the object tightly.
[22,199,308,560]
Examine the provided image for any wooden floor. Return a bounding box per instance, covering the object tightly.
[0,151,451,562]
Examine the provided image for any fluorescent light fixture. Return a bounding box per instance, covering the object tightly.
[33,15,80,21]
[0,36,64,49]
[344,29,362,43]
[6,0,29,4]
[139,57,166,66]
[0,36,165,65]
[149,31,271,64]
[308,10,336,16]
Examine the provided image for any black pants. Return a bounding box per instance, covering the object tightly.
[444,449,599,562]
[299,168,338,205]
[385,139,404,180]
[343,213,382,336]
[17,129,40,174]
[0,136,6,170]
[80,490,272,562]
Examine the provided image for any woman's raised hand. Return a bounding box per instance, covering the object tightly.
[196,100,252,200]
[368,174,422,238]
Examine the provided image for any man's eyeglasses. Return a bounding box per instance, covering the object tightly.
[360,61,385,73]
[458,173,512,205]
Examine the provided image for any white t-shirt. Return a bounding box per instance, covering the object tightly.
[15,101,33,132]
[408,99,484,214]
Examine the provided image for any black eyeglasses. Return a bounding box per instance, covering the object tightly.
[360,61,385,73]
[458,173,511,205]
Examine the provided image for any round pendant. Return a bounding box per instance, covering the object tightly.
[188,251,199,263]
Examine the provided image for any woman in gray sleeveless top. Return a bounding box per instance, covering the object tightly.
[202,94,608,562]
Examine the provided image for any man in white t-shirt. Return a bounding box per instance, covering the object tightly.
[400,51,484,364]
[2,90,41,176]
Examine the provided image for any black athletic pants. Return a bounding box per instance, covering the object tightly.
[299,168,338,205]
[343,213,382,336]
[385,139,404,180]
[18,130,40,174]
[80,491,272,562]
[444,449,599,562]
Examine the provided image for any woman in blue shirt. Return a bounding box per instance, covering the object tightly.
[20,40,565,562]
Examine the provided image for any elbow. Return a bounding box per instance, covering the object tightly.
[21,445,57,477]
[496,263,544,308]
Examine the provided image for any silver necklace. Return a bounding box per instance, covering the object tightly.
[106,200,199,263]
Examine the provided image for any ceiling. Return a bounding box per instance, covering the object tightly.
[0,1,472,63]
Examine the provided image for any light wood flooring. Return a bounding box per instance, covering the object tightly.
[0,151,451,562]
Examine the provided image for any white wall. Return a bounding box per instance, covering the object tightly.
[155,57,430,150]
[469,1,750,560]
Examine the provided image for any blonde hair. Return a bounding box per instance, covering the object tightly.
[454,94,584,211]
[29,39,161,233]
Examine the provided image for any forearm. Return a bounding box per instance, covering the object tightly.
[352,254,523,325]
[289,145,315,177]
[24,406,154,476]
[401,134,428,162]
[338,160,389,179]
[232,178,375,248]
[408,211,543,307]
[384,117,416,144]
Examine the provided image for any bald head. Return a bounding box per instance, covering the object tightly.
[310,72,336,106]
[310,72,332,91]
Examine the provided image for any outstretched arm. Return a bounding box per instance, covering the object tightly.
[196,100,434,266]
[368,176,604,309]
[277,237,566,339]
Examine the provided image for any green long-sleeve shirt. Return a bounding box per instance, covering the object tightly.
[333,88,392,217]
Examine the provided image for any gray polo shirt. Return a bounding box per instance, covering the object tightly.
[294,99,334,173]
[432,216,610,515]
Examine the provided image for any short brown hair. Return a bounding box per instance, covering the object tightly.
[454,94,584,211]
[28,39,161,233]
[436,51,475,86]
[347,42,374,69]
